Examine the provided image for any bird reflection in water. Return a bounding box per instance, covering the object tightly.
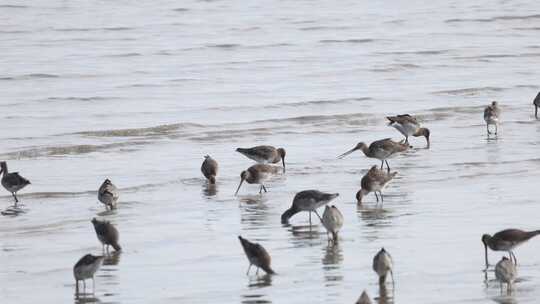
[202,183,217,197]
[322,242,343,285]
[491,296,517,304]
[103,250,121,266]
[375,284,394,304]
[286,223,323,240]
[241,275,273,304]
[239,195,270,229]
[74,292,101,304]
[357,205,394,229]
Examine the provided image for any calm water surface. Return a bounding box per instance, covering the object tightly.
[1,0,540,303]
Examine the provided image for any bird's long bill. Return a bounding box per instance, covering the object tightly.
[281,157,286,173]
[337,147,357,159]
[484,244,488,268]
[234,178,245,196]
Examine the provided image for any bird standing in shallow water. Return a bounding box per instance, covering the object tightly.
[201,155,218,184]
[91,218,121,252]
[356,166,397,205]
[73,254,104,293]
[0,161,30,206]
[238,236,275,275]
[98,179,119,210]
[373,247,394,286]
[484,101,501,136]
[338,138,408,172]
[495,256,517,293]
[482,228,540,267]
[355,291,373,304]
[533,91,540,118]
[235,164,281,195]
[322,205,344,242]
[281,190,339,225]
[387,114,430,148]
[236,145,286,172]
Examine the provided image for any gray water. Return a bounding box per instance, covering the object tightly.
[1,0,540,303]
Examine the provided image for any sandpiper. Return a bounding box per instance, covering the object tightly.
[387,114,430,148]
[201,155,218,184]
[495,256,517,293]
[238,235,275,275]
[234,164,281,195]
[236,145,286,172]
[322,205,344,241]
[356,166,397,205]
[0,161,30,206]
[373,248,394,286]
[484,101,501,135]
[98,179,119,210]
[91,218,121,252]
[281,190,339,225]
[73,254,104,293]
[534,91,540,118]
[338,138,408,172]
[482,228,540,267]
[355,291,372,304]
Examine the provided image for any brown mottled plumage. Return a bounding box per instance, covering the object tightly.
[234,164,281,195]
[238,236,275,275]
[484,101,501,135]
[338,138,409,172]
[356,166,397,205]
[387,114,430,148]
[201,155,218,184]
[91,218,121,252]
[73,254,104,293]
[98,179,119,210]
[0,161,30,206]
[495,256,517,292]
[373,248,394,285]
[236,145,286,172]
[281,190,339,225]
[482,228,540,267]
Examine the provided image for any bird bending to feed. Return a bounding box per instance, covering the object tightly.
[201,155,218,184]
[281,190,339,225]
[322,205,344,241]
[356,166,397,205]
[91,218,121,252]
[236,145,286,172]
[238,236,275,275]
[534,91,540,118]
[386,114,430,148]
[73,254,104,293]
[484,101,501,135]
[373,247,394,285]
[338,138,409,172]
[234,164,281,195]
[482,228,540,267]
[495,256,517,293]
[0,161,30,206]
[355,290,373,304]
[98,179,119,210]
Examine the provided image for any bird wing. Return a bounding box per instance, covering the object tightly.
[387,114,418,125]
[4,172,30,186]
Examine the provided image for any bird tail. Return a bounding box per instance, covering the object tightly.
[262,265,276,275]
[281,207,299,223]
[112,242,122,252]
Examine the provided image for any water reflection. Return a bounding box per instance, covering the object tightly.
[247,274,273,288]
[322,242,343,266]
[239,195,271,229]
[491,296,517,304]
[286,224,323,241]
[376,284,394,304]
[1,205,27,216]
[241,294,272,304]
[357,205,394,230]
[202,183,217,197]
[74,292,101,304]
[103,251,121,266]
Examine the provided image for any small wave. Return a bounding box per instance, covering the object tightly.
[446,14,540,23]
[74,123,204,137]
[46,96,117,102]
[0,30,30,34]
[266,97,371,109]
[299,26,351,31]
[104,52,142,58]
[172,8,189,12]
[377,50,449,55]
[432,86,506,96]
[24,73,59,79]
[246,43,292,49]
[103,27,133,31]
[0,141,149,159]
[206,43,241,49]
[0,4,27,8]
[370,63,421,72]
[319,39,375,44]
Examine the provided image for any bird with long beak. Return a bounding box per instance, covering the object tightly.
[91,218,122,252]
[234,164,281,195]
[281,190,339,225]
[322,205,344,242]
[0,161,31,206]
[236,145,286,172]
[338,138,409,172]
[373,247,394,286]
[201,155,218,184]
[533,91,540,119]
[356,166,397,205]
[73,254,104,294]
[484,101,501,136]
[495,256,517,293]
[238,236,275,275]
[482,228,540,267]
[386,114,430,148]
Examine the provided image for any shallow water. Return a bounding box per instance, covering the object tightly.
[1,0,540,303]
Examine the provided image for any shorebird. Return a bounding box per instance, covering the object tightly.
[0,161,30,206]
[356,166,397,205]
[236,145,286,172]
[534,91,540,118]
[495,256,517,293]
[322,205,344,241]
[91,218,121,252]
[238,236,275,275]
[373,247,394,285]
[338,138,408,172]
[281,190,339,225]
[234,164,281,195]
[482,228,540,267]
[484,101,501,135]
[387,114,430,148]
[355,291,373,304]
[201,155,218,184]
[73,254,104,293]
[98,179,119,209]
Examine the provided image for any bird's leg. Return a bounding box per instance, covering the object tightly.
[83,280,86,292]
[385,160,390,173]
[374,192,379,202]
[75,280,79,294]
[495,124,498,135]
[390,269,395,286]
[380,160,384,170]
[256,267,259,275]
[536,106,538,119]
[314,210,323,222]
[379,191,384,203]
[510,251,517,265]
[246,264,252,275]
[11,193,18,206]
[262,185,267,192]
[405,136,409,144]
[92,278,95,293]
[259,185,263,194]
